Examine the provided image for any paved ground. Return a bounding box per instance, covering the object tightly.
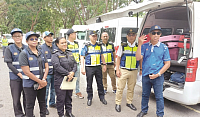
[0,49,200,117]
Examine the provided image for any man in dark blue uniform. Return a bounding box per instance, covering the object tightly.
[81,30,107,106]
[40,31,57,115]
[4,28,27,117]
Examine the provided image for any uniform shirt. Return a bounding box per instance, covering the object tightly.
[4,44,26,76]
[51,49,77,86]
[141,42,171,76]
[117,41,136,57]
[19,47,48,79]
[81,42,103,56]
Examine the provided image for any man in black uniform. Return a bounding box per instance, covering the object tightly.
[80,30,107,106]
[4,28,27,117]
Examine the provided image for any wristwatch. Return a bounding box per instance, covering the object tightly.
[42,79,46,81]
[103,63,106,65]
[158,72,161,77]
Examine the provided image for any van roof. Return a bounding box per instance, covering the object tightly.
[86,0,192,24]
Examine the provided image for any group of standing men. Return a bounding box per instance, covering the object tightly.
[3,24,171,117]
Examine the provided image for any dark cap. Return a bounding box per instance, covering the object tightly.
[127,29,136,35]
[67,29,77,35]
[10,28,23,35]
[90,30,97,35]
[26,31,40,40]
[149,25,162,32]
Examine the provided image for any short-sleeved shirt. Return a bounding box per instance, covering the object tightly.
[81,42,103,56]
[19,47,48,79]
[141,42,171,76]
[117,41,136,57]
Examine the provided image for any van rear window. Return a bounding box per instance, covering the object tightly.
[100,28,116,43]
[142,28,172,36]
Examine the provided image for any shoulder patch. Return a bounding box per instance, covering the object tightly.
[121,42,128,46]
[52,49,59,54]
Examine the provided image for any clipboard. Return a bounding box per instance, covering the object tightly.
[60,76,77,90]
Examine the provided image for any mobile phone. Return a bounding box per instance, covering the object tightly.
[66,77,74,82]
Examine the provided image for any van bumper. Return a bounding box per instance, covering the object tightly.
[163,81,200,105]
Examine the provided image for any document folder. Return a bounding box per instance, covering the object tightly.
[60,76,77,90]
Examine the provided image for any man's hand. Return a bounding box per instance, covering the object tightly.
[116,69,121,78]
[38,80,47,89]
[103,65,106,72]
[17,73,23,79]
[149,74,159,79]
[139,70,142,76]
[81,68,86,75]
[138,35,147,45]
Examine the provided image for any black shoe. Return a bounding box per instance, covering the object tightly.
[65,112,75,117]
[49,103,56,108]
[137,111,147,117]
[157,116,163,117]
[126,103,137,111]
[100,98,107,105]
[46,108,49,115]
[87,100,92,106]
[115,104,121,112]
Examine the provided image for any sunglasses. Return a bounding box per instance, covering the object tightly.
[29,38,38,41]
[103,36,108,38]
[152,32,161,35]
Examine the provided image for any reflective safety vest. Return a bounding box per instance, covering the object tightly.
[9,44,27,80]
[101,43,114,63]
[120,43,138,70]
[40,43,57,75]
[67,41,80,63]
[85,43,101,66]
[22,48,46,87]
[2,38,8,46]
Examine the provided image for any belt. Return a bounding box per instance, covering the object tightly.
[121,68,137,71]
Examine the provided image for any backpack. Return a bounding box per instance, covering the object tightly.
[169,72,185,83]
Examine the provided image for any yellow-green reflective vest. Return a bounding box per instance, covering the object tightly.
[2,38,8,46]
[67,41,80,63]
[85,43,101,66]
[101,43,114,63]
[120,43,138,70]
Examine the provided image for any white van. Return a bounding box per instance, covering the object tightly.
[133,0,200,105]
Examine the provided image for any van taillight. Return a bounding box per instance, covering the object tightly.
[186,58,198,82]
[115,46,119,58]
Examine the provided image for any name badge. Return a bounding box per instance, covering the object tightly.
[59,56,65,58]
[14,52,18,55]
[45,51,48,54]
[29,57,33,61]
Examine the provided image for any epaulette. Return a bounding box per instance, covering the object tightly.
[37,45,42,49]
[66,49,72,52]
[135,43,138,47]
[83,42,91,46]
[74,40,78,44]
[121,42,128,46]
[97,41,102,46]
[52,49,59,54]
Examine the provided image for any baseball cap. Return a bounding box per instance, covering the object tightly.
[90,30,97,35]
[66,29,77,35]
[10,28,23,35]
[26,31,40,40]
[43,31,53,38]
[149,25,162,32]
[127,29,136,35]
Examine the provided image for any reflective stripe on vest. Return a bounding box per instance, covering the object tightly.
[102,44,114,63]
[22,75,40,79]
[2,38,8,46]
[85,45,101,66]
[120,45,138,70]
[67,43,80,63]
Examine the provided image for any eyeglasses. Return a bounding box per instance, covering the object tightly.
[12,35,22,38]
[151,32,161,35]
[128,34,136,37]
[29,38,38,41]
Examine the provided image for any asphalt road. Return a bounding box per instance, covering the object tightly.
[0,49,200,117]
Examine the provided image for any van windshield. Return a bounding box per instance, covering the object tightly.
[5,35,12,39]
[99,28,116,43]
[77,31,86,40]
[121,28,138,42]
